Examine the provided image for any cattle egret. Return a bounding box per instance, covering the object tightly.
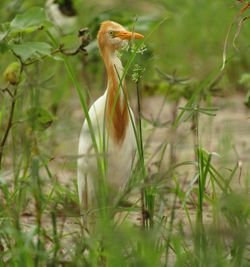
[77,21,144,227]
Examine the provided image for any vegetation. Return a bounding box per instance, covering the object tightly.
[0,0,250,266]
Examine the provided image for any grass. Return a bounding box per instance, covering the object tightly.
[0,0,250,266]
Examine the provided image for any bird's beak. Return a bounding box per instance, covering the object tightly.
[115,30,144,40]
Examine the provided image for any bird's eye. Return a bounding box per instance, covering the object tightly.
[108,31,114,36]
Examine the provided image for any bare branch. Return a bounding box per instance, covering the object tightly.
[0,86,18,169]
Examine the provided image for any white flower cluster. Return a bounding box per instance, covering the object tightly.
[132,64,145,83]
[121,43,147,55]
[130,43,147,55]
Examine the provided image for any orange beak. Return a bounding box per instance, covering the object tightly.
[115,31,144,40]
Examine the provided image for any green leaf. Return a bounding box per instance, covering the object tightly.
[27,107,54,131]
[0,32,8,42]
[0,22,11,41]
[10,7,52,34]
[0,43,9,54]
[9,42,52,61]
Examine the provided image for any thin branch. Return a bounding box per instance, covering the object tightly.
[23,43,88,66]
[0,86,18,169]
[0,87,13,98]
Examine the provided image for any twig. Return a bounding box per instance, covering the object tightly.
[0,87,13,98]
[24,43,88,66]
[0,86,18,169]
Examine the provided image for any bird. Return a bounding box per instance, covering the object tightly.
[45,0,77,35]
[77,21,144,228]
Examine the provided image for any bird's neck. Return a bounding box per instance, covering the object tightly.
[102,49,126,94]
[101,48,129,143]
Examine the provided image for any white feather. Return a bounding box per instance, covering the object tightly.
[77,57,136,209]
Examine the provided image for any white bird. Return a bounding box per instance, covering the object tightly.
[46,0,77,35]
[77,21,144,225]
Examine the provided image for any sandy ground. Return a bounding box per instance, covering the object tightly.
[1,92,250,264]
[44,92,250,229]
[45,92,250,220]
[52,92,250,186]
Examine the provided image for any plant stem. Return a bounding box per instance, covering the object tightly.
[165,179,178,266]
[136,81,152,228]
[170,99,180,169]
[136,81,146,227]
[0,86,18,169]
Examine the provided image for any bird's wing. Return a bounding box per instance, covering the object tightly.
[78,92,109,166]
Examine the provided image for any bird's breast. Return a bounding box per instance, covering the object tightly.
[79,95,136,189]
[106,117,136,188]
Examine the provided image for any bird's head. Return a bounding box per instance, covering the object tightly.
[97,21,144,53]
